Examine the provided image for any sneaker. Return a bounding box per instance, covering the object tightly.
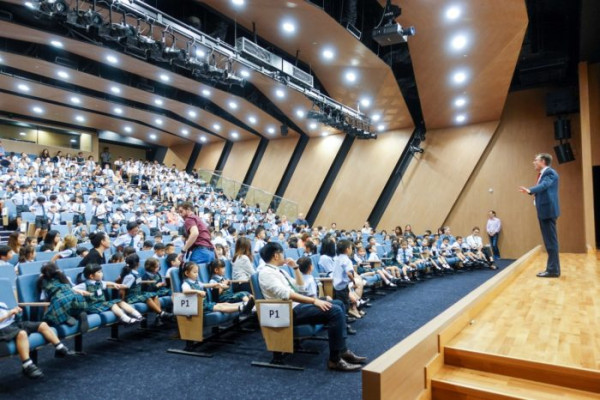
[388,282,397,287]
[54,346,76,358]
[78,312,89,334]
[23,364,44,379]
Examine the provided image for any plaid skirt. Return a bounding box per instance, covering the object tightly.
[126,291,157,304]
[44,291,87,326]
[218,289,249,304]
[86,299,121,314]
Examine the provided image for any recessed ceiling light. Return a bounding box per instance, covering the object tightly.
[50,40,63,48]
[377,124,386,132]
[248,116,257,124]
[155,118,163,125]
[110,86,121,94]
[454,97,467,107]
[450,34,467,50]
[188,110,197,118]
[57,71,69,79]
[213,123,221,131]
[275,89,285,98]
[19,131,27,136]
[282,21,296,34]
[230,131,239,139]
[113,107,123,115]
[322,48,335,60]
[159,74,170,82]
[452,71,467,84]
[150,134,157,140]
[309,122,317,130]
[200,136,207,142]
[455,114,466,123]
[228,101,238,109]
[70,96,81,104]
[351,59,360,66]
[32,106,44,114]
[17,84,30,92]
[232,0,244,5]
[360,98,371,108]
[24,2,34,9]
[240,70,250,78]
[195,49,206,58]
[154,99,163,106]
[124,126,132,133]
[372,114,381,122]
[75,115,85,122]
[70,139,77,143]
[296,110,305,118]
[321,131,329,137]
[446,6,461,20]
[201,89,211,96]
[181,128,189,135]
[267,127,276,135]
[106,55,118,64]
[345,71,357,83]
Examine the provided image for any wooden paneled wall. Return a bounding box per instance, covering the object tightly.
[445,89,586,257]
[194,141,225,172]
[100,142,147,163]
[315,130,412,229]
[378,122,499,234]
[221,139,259,183]
[163,143,193,170]
[252,137,298,194]
[282,134,344,216]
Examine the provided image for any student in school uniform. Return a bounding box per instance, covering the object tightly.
[113,221,142,251]
[71,196,87,226]
[90,198,108,226]
[208,259,251,304]
[332,240,362,324]
[31,196,50,241]
[318,238,336,277]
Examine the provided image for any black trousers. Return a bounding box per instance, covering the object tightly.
[538,217,560,275]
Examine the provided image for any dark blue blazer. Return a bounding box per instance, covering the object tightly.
[529,167,560,220]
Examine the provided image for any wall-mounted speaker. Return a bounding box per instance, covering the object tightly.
[554,118,571,140]
[280,124,288,137]
[554,142,575,164]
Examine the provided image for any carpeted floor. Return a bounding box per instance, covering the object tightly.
[0,260,513,400]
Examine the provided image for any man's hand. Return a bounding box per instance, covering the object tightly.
[518,186,530,194]
[313,298,332,312]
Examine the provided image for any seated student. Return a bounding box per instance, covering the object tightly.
[50,235,78,263]
[440,237,463,271]
[180,261,254,315]
[0,299,75,379]
[141,258,170,298]
[40,230,61,253]
[466,227,497,269]
[420,238,450,273]
[354,244,392,287]
[36,263,90,333]
[17,245,36,265]
[406,238,430,277]
[318,238,336,277]
[332,240,362,323]
[303,240,317,257]
[208,259,251,304]
[120,254,173,327]
[253,227,267,262]
[0,245,16,275]
[73,264,142,324]
[367,244,400,285]
[257,242,366,372]
[109,252,124,264]
[429,239,453,272]
[231,236,254,293]
[297,256,320,299]
[164,243,176,256]
[141,240,154,252]
[152,243,166,259]
[214,243,228,261]
[108,222,121,239]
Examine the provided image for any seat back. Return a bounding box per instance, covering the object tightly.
[224,259,233,280]
[249,273,264,300]
[63,267,84,285]
[101,263,126,283]
[137,250,154,259]
[284,248,299,260]
[16,273,43,321]
[168,267,182,292]
[51,224,70,237]
[18,261,46,275]
[0,266,16,288]
[198,263,210,284]
[36,251,59,262]
[56,256,83,270]
[0,278,17,309]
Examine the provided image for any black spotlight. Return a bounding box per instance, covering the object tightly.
[554,142,575,164]
[280,124,288,137]
[41,0,69,15]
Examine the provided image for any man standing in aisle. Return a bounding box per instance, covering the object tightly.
[519,153,561,278]
[177,201,215,264]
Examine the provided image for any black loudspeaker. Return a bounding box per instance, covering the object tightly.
[554,119,571,140]
[280,124,288,137]
[554,142,575,164]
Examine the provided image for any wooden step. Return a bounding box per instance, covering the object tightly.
[444,346,600,393]
[431,365,600,400]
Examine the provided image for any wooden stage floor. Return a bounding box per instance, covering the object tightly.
[447,251,600,371]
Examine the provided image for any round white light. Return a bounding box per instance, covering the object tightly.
[275,89,285,98]
[213,123,221,131]
[188,110,197,118]
[231,131,239,139]
[446,6,461,20]
[454,97,467,107]
[19,132,27,136]
[451,35,467,50]
[296,110,305,118]
[154,99,163,106]
[322,48,335,60]
[456,114,466,123]
[110,86,121,94]
[75,115,85,122]
[17,84,30,92]
[309,122,317,130]
[372,114,381,122]
[248,116,257,124]
[195,49,205,58]
[282,21,296,33]
[181,128,189,135]
[159,74,170,82]
[240,70,250,78]
[32,106,44,114]
[124,126,132,133]
[232,0,244,5]
[50,40,63,48]
[155,118,163,125]
[70,96,81,104]
[150,134,157,140]
[57,71,69,79]
[351,59,360,66]
[267,127,276,135]
[345,71,357,83]
[360,98,371,108]
[106,55,118,64]
[201,89,211,96]
[200,136,207,142]
[453,71,467,84]
[321,131,329,137]
[113,107,123,115]
[377,124,386,132]
[228,101,238,109]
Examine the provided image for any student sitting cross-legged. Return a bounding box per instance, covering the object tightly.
[257,242,366,372]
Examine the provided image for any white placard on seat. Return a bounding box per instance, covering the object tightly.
[259,303,291,328]
[173,293,198,316]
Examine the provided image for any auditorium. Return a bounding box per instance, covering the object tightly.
[0,0,598,399]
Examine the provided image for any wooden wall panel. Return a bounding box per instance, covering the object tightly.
[194,141,225,172]
[283,134,344,216]
[163,143,193,170]
[2,138,96,161]
[221,139,259,183]
[252,137,299,194]
[315,130,412,229]
[100,142,147,163]
[445,89,586,258]
[379,122,499,234]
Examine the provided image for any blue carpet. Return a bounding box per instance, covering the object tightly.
[0,260,513,400]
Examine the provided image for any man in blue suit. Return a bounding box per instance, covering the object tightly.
[519,153,561,277]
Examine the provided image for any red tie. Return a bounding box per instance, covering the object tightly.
[536,172,541,184]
